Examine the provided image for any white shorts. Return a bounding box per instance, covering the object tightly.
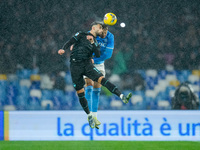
[84,63,105,79]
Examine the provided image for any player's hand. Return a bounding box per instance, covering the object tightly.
[87,35,94,44]
[70,45,74,51]
[58,49,65,55]
[91,59,94,64]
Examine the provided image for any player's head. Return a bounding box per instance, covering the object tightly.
[90,21,103,37]
[100,24,108,38]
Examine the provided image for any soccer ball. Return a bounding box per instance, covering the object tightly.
[103,13,117,26]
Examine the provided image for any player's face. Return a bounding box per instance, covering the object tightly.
[95,24,103,36]
[100,29,108,38]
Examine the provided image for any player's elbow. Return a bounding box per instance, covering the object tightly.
[95,52,101,58]
[96,54,101,58]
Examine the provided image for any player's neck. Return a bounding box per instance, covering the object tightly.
[90,30,96,37]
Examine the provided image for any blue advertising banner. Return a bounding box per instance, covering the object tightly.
[6,110,200,141]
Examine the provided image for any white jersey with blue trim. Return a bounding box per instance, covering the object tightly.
[93,31,114,64]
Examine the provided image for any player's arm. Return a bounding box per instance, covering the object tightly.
[93,34,114,62]
[58,32,81,55]
[86,35,100,58]
[92,42,101,58]
[93,47,113,62]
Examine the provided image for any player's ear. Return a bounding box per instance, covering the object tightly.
[92,26,95,31]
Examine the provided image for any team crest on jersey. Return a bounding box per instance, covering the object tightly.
[98,42,106,47]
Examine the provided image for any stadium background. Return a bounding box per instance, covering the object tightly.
[0,0,200,111]
[0,0,200,148]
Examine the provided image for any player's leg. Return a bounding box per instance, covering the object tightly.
[84,77,94,112]
[85,77,101,129]
[93,81,101,126]
[85,78,100,129]
[70,63,95,128]
[85,63,132,105]
[76,88,90,114]
[97,76,132,103]
[76,88,95,128]
[93,81,101,117]
[84,63,105,129]
[92,64,105,124]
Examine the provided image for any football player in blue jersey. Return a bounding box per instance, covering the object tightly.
[84,24,114,129]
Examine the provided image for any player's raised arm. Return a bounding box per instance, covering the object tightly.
[58,32,82,55]
[93,34,114,62]
[58,38,75,55]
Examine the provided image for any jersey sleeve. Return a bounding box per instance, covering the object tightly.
[106,33,114,49]
[93,34,114,62]
[62,32,82,50]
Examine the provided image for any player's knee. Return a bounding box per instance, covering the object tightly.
[77,92,85,98]
[94,81,101,88]
[76,88,85,94]
[85,78,93,87]
[97,76,104,84]
[73,82,85,91]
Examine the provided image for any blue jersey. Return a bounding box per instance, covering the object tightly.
[93,31,114,64]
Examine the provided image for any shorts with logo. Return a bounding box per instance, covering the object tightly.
[84,63,105,79]
[70,60,103,91]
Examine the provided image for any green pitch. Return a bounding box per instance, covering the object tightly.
[0,141,199,150]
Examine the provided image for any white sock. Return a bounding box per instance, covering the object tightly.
[92,112,97,118]
[120,94,124,99]
[88,112,93,116]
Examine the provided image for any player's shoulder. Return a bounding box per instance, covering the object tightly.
[74,31,84,36]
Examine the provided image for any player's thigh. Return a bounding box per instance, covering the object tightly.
[85,63,103,82]
[70,63,85,90]
[84,64,105,86]
[85,77,94,86]
[93,64,105,88]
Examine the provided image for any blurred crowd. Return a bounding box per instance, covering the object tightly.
[1,0,200,85]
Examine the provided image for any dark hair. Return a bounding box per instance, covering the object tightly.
[91,21,104,26]
[102,24,108,30]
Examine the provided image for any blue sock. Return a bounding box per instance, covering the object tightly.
[85,86,93,111]
[92,88,101,112]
